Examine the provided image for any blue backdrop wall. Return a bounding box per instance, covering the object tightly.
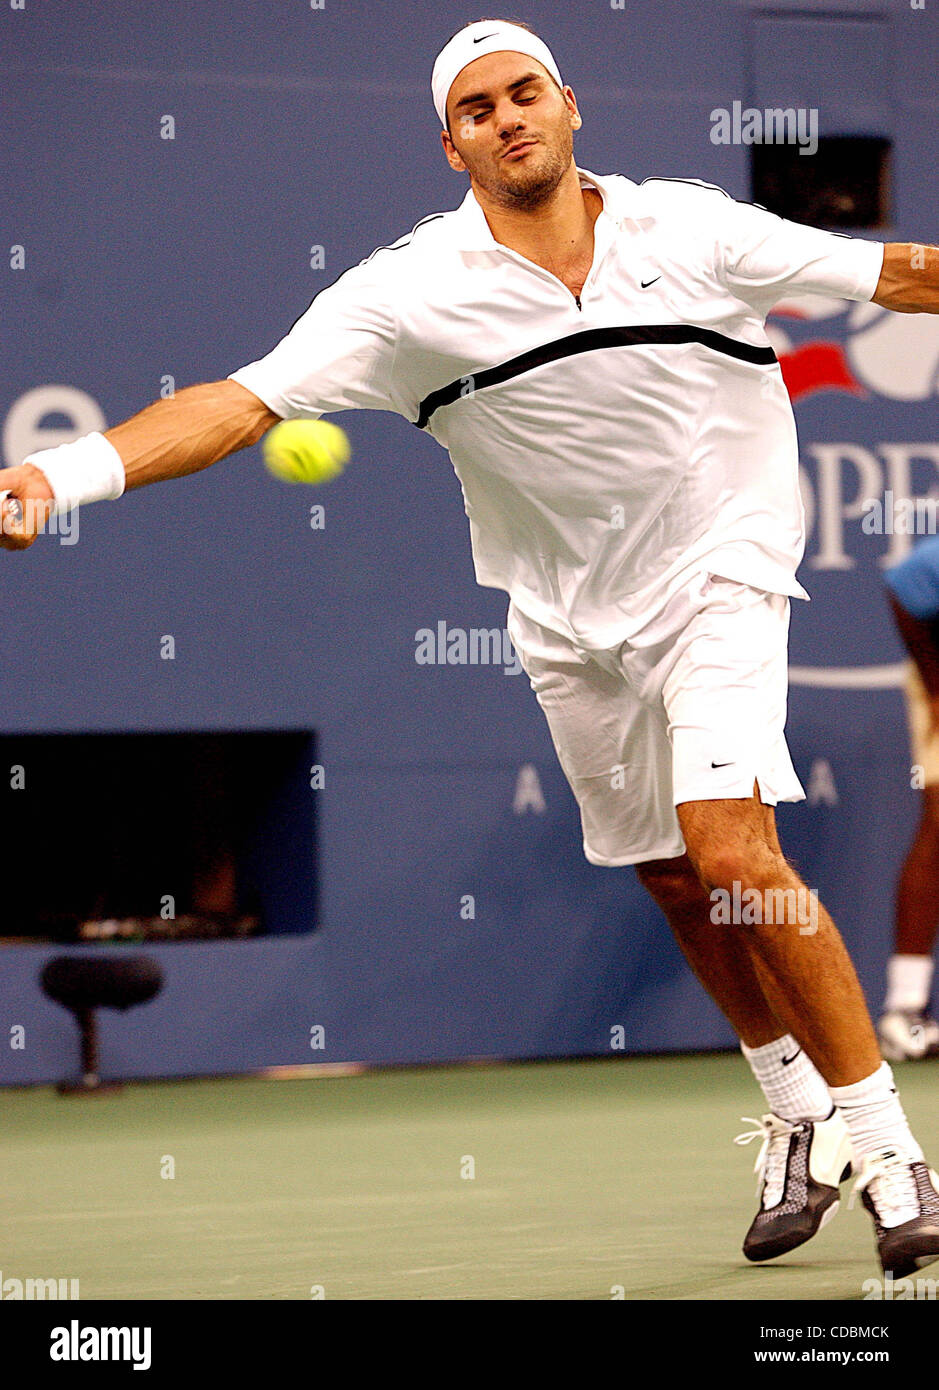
[1,0,937,1082]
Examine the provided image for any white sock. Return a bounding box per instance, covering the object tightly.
[829,1061,924,1162]
[740,1034,832,1123]
[884,954,934,1013]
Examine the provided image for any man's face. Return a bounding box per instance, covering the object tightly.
[442,51,582,209]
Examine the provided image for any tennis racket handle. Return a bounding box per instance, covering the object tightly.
[0,489,24,526]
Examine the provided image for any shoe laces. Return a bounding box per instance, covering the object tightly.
[849,1149,919,1227]
[735,1114,798,1207]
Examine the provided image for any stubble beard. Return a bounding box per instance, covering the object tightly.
[467,129,574,211]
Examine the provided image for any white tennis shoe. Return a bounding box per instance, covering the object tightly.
[735,1109,853,1261]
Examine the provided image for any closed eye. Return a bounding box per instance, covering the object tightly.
[467,94,539,123]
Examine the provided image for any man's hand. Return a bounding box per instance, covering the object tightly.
[0,380,280,554]
[0,464,55,552]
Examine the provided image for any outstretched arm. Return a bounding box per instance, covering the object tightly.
[0,379,280,551]
[108,379,279,490]
[872,243,939,314]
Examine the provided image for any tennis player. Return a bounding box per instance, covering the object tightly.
[879,538,939,1061]
[4,18,939,1276]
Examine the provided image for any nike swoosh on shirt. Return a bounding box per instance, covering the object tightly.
[711,761,734,769]
[640,276,661,289]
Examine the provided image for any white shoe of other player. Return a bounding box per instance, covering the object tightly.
[878,1009,939,1062]
[735,1110,854,1262]
[852,1149,939,1277]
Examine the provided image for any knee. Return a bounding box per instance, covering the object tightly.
[635,856,708,911]
[685,841,783,896]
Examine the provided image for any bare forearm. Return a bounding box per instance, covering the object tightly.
[872,243,939,314]
[106,379,280,490]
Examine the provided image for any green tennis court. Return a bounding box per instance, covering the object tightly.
[5,1053,938,1301]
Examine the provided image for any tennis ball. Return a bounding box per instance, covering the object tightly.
[262,420,351,484]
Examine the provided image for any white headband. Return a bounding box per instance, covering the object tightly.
[431,20,563,129]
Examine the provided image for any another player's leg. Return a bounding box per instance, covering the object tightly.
[678,791,939,1277]
[880,704,939,1059]
[636,851,852,1262]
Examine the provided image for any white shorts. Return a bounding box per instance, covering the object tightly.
[507,572,805,867]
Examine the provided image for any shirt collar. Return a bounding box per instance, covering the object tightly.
[450,166,633,250]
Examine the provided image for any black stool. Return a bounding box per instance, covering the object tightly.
[40,955,164,1095]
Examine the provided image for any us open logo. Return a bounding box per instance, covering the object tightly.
[769,296,939,691]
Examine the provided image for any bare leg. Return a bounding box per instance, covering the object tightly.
[677,787,881,1087]
[635,854,785,1047]
[895,786,939,956]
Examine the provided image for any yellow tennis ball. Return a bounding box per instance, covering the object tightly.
[262,420,351,484]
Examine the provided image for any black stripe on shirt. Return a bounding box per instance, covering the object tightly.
[639,175,734,199]
[362,213,446,265]
[414,323,778,429]
[638,176,774,215]
[638,175,856,234]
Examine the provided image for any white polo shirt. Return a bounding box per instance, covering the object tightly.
[230,167,884,649]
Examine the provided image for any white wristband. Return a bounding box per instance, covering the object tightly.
[24,432,126,515]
